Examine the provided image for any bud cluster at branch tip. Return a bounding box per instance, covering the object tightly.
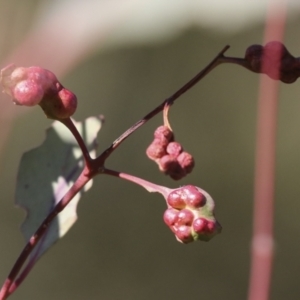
[0,64,77,119]
[245,41,300,83]
[163,185,221,243]
[146,126,194,180]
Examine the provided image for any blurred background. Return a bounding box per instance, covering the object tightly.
[1,0,300,299]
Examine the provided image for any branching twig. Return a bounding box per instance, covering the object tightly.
[95,45,231,165]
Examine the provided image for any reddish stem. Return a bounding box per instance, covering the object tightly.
[0,167,92,300]
[59,118,92,167]
[248,2,287,300]
[163,102,172,131]
[95,45,230,165]
[0,46,233,299]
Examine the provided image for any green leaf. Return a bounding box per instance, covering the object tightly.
[15,116,102,261]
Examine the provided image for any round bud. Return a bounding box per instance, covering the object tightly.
[154,126,173,143]
[58,88,77,117]
[175,225,193,244]
[166,141,182,157]
[177,152,195,174]
[13,80,44,106]
[39,88,77,120]
[176,209,194,226]
[183,185,206,208]
[193,218,208,234]
[27,67,58,90]
[167,190,186,209]
[244,44,263,73]
[263,43,299,84]
[280,72,298,84]
[163,208,179,227]
[146,140,166,160]
[206,220,216,233]
[159,155,186,180]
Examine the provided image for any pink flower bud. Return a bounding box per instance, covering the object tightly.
[159,155,186,180]
[13,80,44,106]
[177,151,195,174]
[166,141,182,157]
[146,140,166,160]
[183,185,206,208]
[163,208,179,227]
[176,209,194,226]
[193,218,208,234]
[154,126,173,144]
[58,88,77,118]
[175,225,193,244]
[167,190,186,209]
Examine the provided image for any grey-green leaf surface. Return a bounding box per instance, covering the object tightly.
[15,116,102,261]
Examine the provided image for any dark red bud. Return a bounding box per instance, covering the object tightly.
[245,42,300,83]
[40,88,77,120]
[245,44,263,73]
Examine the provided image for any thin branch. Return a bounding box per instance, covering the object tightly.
[59,118,92,168]
[103,168,171,196]
[95,45,230,166]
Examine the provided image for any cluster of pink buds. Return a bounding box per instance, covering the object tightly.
[0,64,77,119]
[245,41,300,83]
[163,185,221,243]
[146,126,194,180]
